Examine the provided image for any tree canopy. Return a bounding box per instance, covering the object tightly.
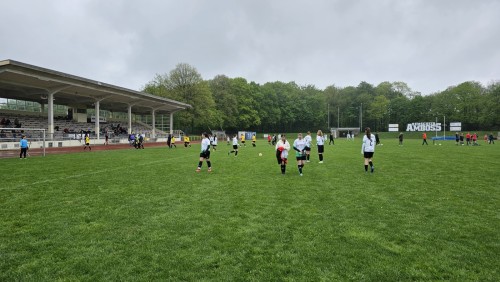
[143,64,500,133]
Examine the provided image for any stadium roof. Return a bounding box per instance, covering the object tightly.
[0,59,191,115]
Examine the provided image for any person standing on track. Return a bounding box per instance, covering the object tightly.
[19,135,29,159]
[361,127,376,173]
[84,134,91,151]
[196,133,212,172]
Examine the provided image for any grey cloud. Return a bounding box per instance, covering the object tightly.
[1,0,498,94]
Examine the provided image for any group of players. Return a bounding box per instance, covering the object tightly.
[274,131,325,176]
[195,129,376,176]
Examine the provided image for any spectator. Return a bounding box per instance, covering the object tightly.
[19,135,29,159]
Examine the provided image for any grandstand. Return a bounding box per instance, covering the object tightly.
[0,59,191,151]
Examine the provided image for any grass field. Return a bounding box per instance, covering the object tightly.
[1,138,499,281]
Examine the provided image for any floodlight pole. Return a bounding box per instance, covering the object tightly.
[443,115,446,139]
[359,103,363,132]
[337,106,340,129]
[435,117,438,138]
[327,104,330,129]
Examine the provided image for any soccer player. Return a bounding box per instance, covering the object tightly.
[184,135,191,147]
[138,134,144,149]
[240,133,246,147]
[361,127,376,173]
[422,132,428,145]
[104,132,109,145]
[293,133,307,176]
[171,135,177,148]
[84,134,91,151]
[167,134,172,148]
[399,132,404,146]
[275,134,290,175]
[251,134,257,147]
[212,135,217,151]
[267,134,272,145]
[303,131,312,162]
[329,131,334,145]
[19,135,29,159]
[466,132,471,146]
[455,132,460,145]
[196,133,212,172]
[316,130,325,163]
[228,134,239,156]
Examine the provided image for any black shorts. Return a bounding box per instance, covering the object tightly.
[200,151,210,159]
[305,146,311,152]
[364,151,374,158]
[296,155,306,161]
[233,145,238,150]
[317,145,324,153]
[85,142,90,146]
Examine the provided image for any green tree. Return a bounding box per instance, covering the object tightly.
[143,63,218,133]
[369,95,390,131]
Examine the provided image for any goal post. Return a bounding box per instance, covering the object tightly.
[1,127,46,157]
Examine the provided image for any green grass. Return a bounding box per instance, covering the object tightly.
[1,139,499,281]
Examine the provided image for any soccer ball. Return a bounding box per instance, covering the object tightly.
[259,153,262,157]
[439,144,442,146]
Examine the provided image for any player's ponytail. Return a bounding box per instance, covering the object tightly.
[365,127,371,140]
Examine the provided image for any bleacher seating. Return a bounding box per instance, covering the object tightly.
[1,112,164,141]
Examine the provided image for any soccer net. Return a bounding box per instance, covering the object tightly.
[1,127,46,157]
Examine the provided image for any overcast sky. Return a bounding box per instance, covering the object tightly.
[1,0,499,95]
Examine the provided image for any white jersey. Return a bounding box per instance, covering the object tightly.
[276,139,291,159]
[201,137,210,152]
[213,136,218,145]
[362,134,376,153]
[293,138,307,152]
[316,135,325,146]
[304,135,312,147]
[232,137,239,146]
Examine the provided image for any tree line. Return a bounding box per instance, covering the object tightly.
[143,63,500,134]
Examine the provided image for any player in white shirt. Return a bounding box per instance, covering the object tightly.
[212,135,218,151]
[196,133,212,172]
[361,127,376,173]
[316,130,325,163]
[275,134,291,175]
[293,133,307,176]
[303,131,312,162]
[228,134,239,156]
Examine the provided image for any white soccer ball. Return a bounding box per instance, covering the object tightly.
[439,144,442,146]
[259,153,262,157]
